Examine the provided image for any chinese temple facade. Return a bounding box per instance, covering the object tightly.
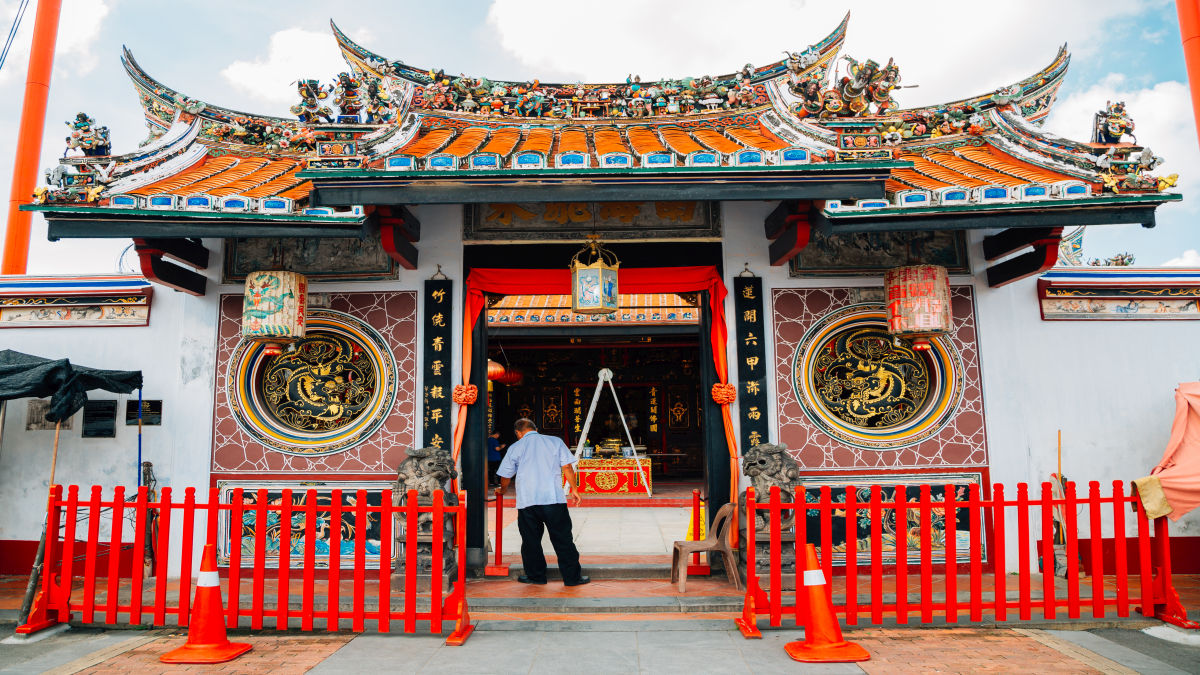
[1,15,1197,571]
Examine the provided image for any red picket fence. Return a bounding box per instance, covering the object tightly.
[738,481,1198,636]
[18,485,475,644]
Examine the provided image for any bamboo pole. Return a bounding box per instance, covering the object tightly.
[17,419,62,625]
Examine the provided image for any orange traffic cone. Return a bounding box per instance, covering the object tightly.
[160,543,252,664]
[784,543,870,663]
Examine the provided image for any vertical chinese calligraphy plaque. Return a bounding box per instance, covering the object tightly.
[423,280,453,450]
[734,277,769,450]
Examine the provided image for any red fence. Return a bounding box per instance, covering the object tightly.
[18,485,474,644]
[738,481,1198,636]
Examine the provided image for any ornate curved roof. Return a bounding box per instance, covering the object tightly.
[25,15,1178,225]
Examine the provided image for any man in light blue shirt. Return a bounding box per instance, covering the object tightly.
[495,418,588,586]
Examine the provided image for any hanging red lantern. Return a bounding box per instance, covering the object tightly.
[496,367,524,386]
[487,359,506,380]
[884,265,952,351]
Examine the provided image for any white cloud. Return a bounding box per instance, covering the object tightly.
[220,27,356,109]
[1163,249,1200,266]
[485,0,1149,107]
[0,0,111,85]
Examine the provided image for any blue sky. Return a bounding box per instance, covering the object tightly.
[0,0,1196,272]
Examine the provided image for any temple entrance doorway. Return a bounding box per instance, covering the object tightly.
[486,320,708,563]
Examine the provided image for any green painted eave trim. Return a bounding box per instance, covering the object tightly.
[821,192,1183,219]
[297,160,912,180]
[21,203,366,224]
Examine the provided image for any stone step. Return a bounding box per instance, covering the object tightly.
[470,595,742,614]
[504,563,674,580]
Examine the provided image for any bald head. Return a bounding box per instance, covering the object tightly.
[514,418,537,438]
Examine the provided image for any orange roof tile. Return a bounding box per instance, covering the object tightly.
[726,125,789,151]
[659,127,705,155]
[926,150,1025,187]
[183,157,270,195]
[207,160,297,197]
[888,167,954,191]
[956,145,1078,184]
[626,127,666,155]
[691,128,742,154]
[398,128,455,157]
[126,155,240,196]
[479,128,521,156]
[556,128,589,154]
[241,168,304,199]
[900,153,989,189]
[593,128,629,156]
[516,127,553,155]
[440,127,489,157]
[276,181,313,201]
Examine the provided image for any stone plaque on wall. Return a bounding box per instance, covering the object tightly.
[464,202,721,240]
[223,237,398,283]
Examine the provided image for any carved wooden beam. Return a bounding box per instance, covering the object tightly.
[982,227,1063,262]
[768,213,812,266]
[135,248,206,296]
[132,237,209,269]
[764,200,809,240]
[376,205,420,270]
[985,242,1061,288]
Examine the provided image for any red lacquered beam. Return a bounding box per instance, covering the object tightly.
[1040,482,1056,620]
[944,484,958,623]
[993,484,1007,622]
[251,489,268,630]
[328,490,342,632]
[895,486,908,625]
[845,486,858,625]
[431,491,445,634]
[227,489,244,628]
[1088,482,1104,618]
[1112,481,1129,616]
[105,487,125,624]
[60,486,79,624]
[277,489,293,631]
[82,486,102,624]
[768,486,782,627]
[870,485,882,625]
[378,490,393,633]
[1017,483,1031,620]
[1064,482,1081,619]
[178,488,195,627]
[353,490,367,633]
[404,489,418,633]
[302,490,317,631]
[919,485,932,623]
[129,485,145,624]
[968,484,982,623]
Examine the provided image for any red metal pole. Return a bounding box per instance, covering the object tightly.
[1177,0,1200,148]
[1,0,62,274]
[485,490,509,576]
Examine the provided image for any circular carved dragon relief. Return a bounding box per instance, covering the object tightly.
[794,304,963,451]
[228,309,397,456]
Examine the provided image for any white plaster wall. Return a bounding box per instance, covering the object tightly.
[721,202,1199,568]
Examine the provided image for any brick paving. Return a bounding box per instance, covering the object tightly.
[75,633,354,675]
[852,628,1105,674]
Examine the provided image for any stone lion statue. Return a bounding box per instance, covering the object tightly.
[738,442,801,534]
[394,446,459,576]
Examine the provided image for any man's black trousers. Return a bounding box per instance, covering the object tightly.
[516,503,583,584]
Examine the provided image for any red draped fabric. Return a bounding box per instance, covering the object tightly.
[452,266,740,522]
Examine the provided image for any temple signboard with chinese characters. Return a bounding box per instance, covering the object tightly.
[422,279,453,450]
[734,276,769,450]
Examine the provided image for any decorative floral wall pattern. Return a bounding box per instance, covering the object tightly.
[213,292,417,475]
[771,287,987,470]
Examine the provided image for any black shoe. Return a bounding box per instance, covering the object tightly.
[564,576,591,587]
[517,575,547,585]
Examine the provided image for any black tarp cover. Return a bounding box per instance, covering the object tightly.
[0,350,143,422]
